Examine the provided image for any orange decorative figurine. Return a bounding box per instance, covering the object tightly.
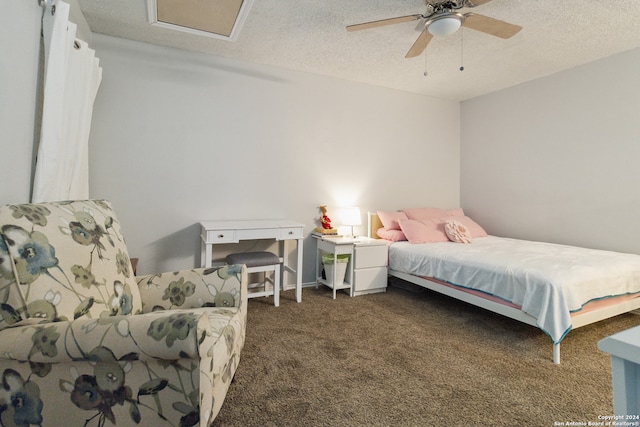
[315,205,338,235]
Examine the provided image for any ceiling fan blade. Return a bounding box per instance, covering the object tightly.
[346,14,423,32]
[463,13,522,39]
[405,28,434,58]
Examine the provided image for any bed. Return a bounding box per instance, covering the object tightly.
[368,209,640,364]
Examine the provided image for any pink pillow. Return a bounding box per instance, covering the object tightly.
[377,211,408,231]
[445,208,464,217]
[443,215,487,238]
[398,219,449,244]
[402,207,446,221]
[444,219,472,243]
[376,228,407,242]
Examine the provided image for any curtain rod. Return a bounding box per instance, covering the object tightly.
[39,0,58,16]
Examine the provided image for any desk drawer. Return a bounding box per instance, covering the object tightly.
[279,227,303,240]
[205,230,236,243]
[236,228,279,240]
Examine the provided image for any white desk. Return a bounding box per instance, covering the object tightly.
[200,220,304,303]
[598,325,640,416]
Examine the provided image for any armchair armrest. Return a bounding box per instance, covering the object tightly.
[136,264,247,313]
[0,309,216,364]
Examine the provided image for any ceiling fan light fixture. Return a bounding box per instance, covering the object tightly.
[427,14,462,36]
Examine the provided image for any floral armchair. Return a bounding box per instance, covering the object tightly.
[0,200,248,427]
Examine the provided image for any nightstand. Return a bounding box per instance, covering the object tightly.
[315,236,355,299]
[314,236,388,298]
[351,237,388,296]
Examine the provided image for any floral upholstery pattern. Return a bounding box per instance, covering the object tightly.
[0,200,248,426]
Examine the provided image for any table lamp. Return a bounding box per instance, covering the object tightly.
[340,207,362,238]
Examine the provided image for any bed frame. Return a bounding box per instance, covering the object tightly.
[368,212,640,364]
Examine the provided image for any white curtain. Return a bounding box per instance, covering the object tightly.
[32,0,102,203]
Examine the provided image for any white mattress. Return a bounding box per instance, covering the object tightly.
[389,236,640,343]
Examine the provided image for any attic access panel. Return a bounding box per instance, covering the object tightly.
[147,0,254,41]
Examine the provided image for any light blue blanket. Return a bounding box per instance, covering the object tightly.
[389,236,640,343]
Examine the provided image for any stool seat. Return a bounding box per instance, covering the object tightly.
[225,251,281,306]
[225,251,280,268]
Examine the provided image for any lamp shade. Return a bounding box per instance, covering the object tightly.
[427,15,462,36]
[339,207,362,226]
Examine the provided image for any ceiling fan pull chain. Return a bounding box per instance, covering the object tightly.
[423,49,428,76]
[460,27,465,71]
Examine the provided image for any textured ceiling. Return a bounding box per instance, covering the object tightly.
[76,0,640,101]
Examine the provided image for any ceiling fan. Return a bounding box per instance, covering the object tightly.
[346,0,522,59]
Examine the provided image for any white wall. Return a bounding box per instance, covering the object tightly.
[88,35,460,280]
[7,2,638,286]
[0,0,42,204]
[461,48,640,255]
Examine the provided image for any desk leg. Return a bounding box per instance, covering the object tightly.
[280,238,302,302]
[296,237,303,303]
[201,242,213,268]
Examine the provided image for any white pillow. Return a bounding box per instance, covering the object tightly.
[444,219,472,243]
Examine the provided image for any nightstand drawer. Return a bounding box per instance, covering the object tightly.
[354,267,387,291]
[354,245,387,269]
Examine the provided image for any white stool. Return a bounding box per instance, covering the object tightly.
[225,251,281,307]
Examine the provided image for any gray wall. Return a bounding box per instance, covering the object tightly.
[2,4,460,283]
[9,3,638,289]
[87,35,460,280]
[461,48,640,255]
[0,0,41,204]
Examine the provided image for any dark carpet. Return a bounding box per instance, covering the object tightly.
[212,278,639,427]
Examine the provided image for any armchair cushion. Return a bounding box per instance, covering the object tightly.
[137,265,247,313]
[0,308,229,363]
[0,200,140,330]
